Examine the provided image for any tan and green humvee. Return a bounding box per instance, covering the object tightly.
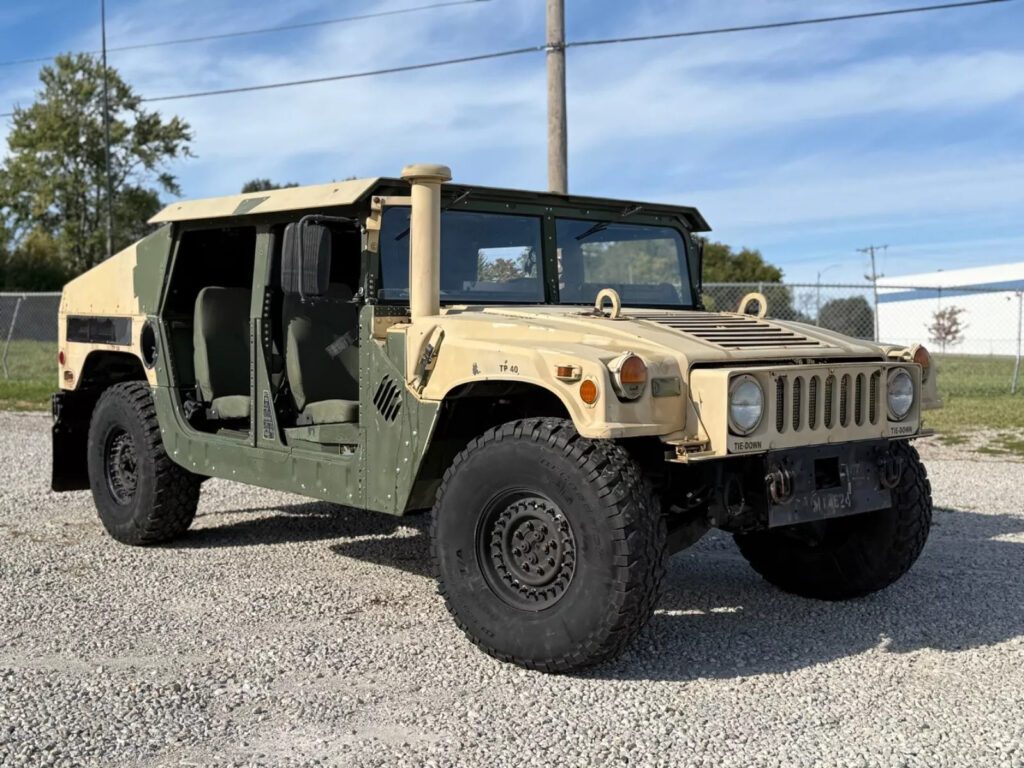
[51,164,939,671]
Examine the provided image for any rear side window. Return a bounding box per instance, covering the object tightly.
[379,209,544,304]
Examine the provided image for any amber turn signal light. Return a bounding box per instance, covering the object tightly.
[912,345,932,382]
[579,379,598,404]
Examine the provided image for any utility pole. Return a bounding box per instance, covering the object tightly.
[546,0,567,194]
[858,244,887,342]
[100,0,114,259]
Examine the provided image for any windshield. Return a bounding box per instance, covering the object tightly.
[556,219,693,308]
[379,208,544,303]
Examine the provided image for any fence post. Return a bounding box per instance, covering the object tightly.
[1012,290,1022,395]
[2,295,24,379]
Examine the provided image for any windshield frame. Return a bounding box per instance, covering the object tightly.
[371,195,699,310]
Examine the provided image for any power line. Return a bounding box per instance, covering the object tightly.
[142,46,544,103]
[0,0,1012,116]
[0,0,491,68]
[567,0,1011,49]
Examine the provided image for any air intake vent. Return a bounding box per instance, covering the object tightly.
[373,376,402,422]
[839,374,850,428]
[824,375,835,429]
[792,376,803,432]
[627,312,827,350]
[775,377,786,433]
[869,371,880,424]
[808,376,819,430]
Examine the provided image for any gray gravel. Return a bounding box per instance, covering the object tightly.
[1,411,1022,768]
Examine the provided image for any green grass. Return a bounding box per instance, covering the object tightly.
[925,354,1023,433]
[0,340,56,410]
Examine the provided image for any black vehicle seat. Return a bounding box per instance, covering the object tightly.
[193,286,252,420]
[283,285,360,425]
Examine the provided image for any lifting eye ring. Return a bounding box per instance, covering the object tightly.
[594,288,622,319]
[736,292,768,318]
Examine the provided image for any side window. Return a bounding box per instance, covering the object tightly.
[380,208,544,303]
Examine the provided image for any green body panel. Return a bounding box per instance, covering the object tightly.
[358,306,441,514]
[152,284,440,514]
[132,225,174,315]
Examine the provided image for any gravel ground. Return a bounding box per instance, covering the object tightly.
[1,412,1022,768]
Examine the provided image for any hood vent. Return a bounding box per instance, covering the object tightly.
[627,312,827,350]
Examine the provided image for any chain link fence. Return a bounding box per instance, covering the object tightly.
[1,293,60,382]
[1,285,1021,391]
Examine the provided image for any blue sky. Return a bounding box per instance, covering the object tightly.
[1,0,1023,283]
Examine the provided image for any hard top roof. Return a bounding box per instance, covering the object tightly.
[149,176,710,231]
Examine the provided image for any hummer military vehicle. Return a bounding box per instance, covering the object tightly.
[51,164,939,672]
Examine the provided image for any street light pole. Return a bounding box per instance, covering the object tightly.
[858,244,887,342]
[100,0,114,259]
[546,0,567,194]
[815,262,842,324]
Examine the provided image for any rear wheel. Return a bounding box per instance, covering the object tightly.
[87,381,201,545]
[734,441,931,600]
[431,418,665,672]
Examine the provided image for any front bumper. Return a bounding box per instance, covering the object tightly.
[707,439,898,530]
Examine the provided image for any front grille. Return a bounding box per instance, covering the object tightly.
[769,365,883,438]
[629,312,827,350]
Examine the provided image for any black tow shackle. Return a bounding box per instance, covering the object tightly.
[765,464,794,505]
[879,452,904,490]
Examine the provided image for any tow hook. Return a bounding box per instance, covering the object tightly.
[765,465,794,504]
[879,454,903,490]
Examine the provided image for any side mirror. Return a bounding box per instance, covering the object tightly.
[282,221,332,298]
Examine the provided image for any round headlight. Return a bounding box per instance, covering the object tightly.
[887,368,914,421]
[729,376,764,435]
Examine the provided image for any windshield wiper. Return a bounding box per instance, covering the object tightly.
[574,220,609,241]
[574,205,643,242]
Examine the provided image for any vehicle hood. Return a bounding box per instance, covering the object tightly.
[440,305,886,364]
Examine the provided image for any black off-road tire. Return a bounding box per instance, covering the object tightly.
[431,418,666,673]
[734,441,932,600]
[87,381,201,545]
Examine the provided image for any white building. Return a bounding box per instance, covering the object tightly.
[877,262,1024,356]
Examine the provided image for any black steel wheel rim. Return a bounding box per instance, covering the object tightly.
[104,427,138,505]
[477,492,577,611]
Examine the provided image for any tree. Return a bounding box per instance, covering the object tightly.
[241,179,299,193]
[818,295,874,340]
[697,240,807,320]
[928,306,967,352]
[701,240,783,283]
[0,54,193,276]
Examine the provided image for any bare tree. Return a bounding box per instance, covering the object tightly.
[927,306,967,353]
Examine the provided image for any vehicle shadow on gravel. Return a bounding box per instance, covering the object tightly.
[175,501,434,578]
[595,505,1024,682]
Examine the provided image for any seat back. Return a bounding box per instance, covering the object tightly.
[283,287,360,413]
[193,286,252,403]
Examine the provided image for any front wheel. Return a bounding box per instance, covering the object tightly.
[735,441,932,600]
[431,418,666,673]
[87,381,201,545]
